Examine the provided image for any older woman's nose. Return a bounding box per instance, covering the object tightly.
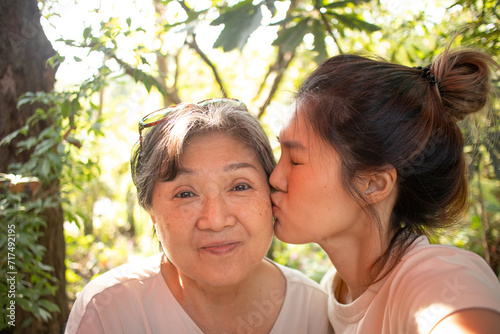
[197,194,236,231]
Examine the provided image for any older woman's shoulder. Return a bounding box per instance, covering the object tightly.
[73,254,164,308]
[65,254,167,334]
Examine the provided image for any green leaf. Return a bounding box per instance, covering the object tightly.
[0,126,28,146]
[17,297,32,312]
[18,316,33,329]
[312,20,328,63]
[327,12,381,32]
[133,69,143,83]
[323,0,372,9]
[211,1,263,51]
[264,0,277,17]
[90,41,104,52]
[38,299,60,313]
[269,15,302,26]
[471,214,481,230]
[73,56,82,62]
[83,27,92,40]
[17,92,36,108]
[126,17,132,28]
[143,76,152,93]
[272,18,311,53]
[61,100,71,118]
[34,139,55,156]
[37,262,55,272]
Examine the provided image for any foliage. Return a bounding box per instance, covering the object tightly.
[269,240,331,282]
[436,0,500,276]
[34,0,382,300]
[0,180,59,330]
[0,91,70,329]
[24,0,500,311]
[0,71,105,329]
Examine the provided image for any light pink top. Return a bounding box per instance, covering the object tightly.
[65,254,332,333]
[321,236,500,333]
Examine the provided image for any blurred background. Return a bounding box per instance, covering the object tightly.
[0,0,499,332]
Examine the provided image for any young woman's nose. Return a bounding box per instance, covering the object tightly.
[269,159,287,193]
[197,194,236,231]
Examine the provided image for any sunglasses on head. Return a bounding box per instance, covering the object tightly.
[138,98,245,150]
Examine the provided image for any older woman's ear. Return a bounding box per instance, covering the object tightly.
[149,213,160,235]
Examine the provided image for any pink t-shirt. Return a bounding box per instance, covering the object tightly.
[321,236,500,333]
[65,254,332,334]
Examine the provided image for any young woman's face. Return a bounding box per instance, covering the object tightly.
[149,132,273,287]
[270,109,365,244]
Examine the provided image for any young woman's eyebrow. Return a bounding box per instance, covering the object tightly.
[277,136,306,151]
[281,140,306,151]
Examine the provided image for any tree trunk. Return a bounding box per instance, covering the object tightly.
[0,0,68,332]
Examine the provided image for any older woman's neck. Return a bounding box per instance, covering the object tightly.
[162,259,285,333]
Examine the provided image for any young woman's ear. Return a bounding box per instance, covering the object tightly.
[362,167,397,205]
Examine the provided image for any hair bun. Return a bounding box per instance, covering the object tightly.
[432,48,498,121]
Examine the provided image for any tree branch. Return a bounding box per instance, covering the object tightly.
[152,0,181,106]
[257,49,295,118]
[319,10,343,54]
[177,0,228,96]
[111,54,180,104]
[254,0,298,118]
[186,33,227,97]
[156,52,173,106]
[477,152,492,266]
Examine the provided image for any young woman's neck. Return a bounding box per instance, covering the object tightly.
[319,218,393,303]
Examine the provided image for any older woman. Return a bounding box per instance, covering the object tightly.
[65,98,331,334]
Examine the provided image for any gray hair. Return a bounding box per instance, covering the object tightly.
[131,101,276,211]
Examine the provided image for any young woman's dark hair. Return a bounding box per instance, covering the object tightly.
[296,45,498,274]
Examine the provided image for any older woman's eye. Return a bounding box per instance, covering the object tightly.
[232,184,251,191]
[174,191,194,198]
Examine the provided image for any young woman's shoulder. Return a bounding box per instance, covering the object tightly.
[388,236,500,333]
[399,235,498,285]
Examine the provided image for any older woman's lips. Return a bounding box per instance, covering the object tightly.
[201,242,240,255]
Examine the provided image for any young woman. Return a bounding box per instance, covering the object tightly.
[65,99,331,333]
[270,45,500,333]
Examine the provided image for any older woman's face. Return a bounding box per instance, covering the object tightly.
[149,132,273,287]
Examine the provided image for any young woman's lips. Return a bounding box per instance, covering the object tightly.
[200,242,240,255]
[271,196,279,213]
